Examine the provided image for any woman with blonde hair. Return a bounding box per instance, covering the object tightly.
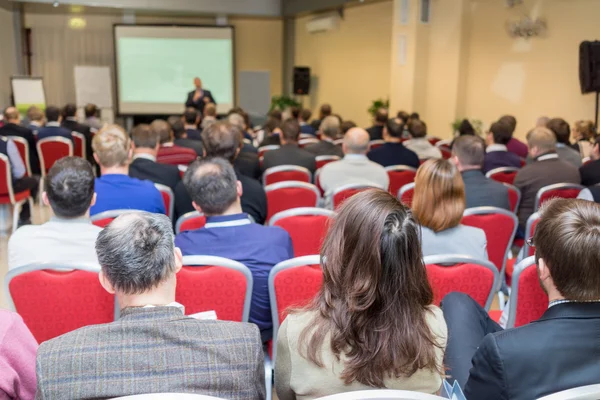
[571,120,596,159]
[412,158,487,260]
[275,189,447,399]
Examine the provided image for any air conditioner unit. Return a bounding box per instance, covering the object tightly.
[306,13,341,34]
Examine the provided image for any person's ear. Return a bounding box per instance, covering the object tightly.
[236,180,243,197]
[192,201,203,214]
[451,155,460,166]
[537,257,552,283]
[99,271,115,294]
[93,153,100,165]
[174,247,183,274]
[202,148,207,158]
[90,192,97,207]
[42,192,50,207]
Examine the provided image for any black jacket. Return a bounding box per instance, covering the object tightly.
[62,118,94,164]
[262,144,316,174]
[185,90,215,113]
[235,152,262,181]
[305,140,344,158]
[174,138,203,157]
[580,159,600,186]
[0,123,40,175]
[366,125,384,141]
[128,157,181,192]
[462,170,511,211]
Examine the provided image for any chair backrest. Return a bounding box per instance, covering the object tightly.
[113,393,229,399]
[263,165,312,186]
[485,167,520,185]
[314,390,448,400]
[269,208,334,257]
[315,155,340,170]
[258,145,280,158]
[534,183,585,212]
[0,154,17,203]
[4,262,115,343]
[507,256,548,328]
[154,183,174,219]
[523,212,540,257]
[398,182,415,208]
[178,165,187,178]
[178,256,253,322]
[582,157,593,166]
[298,138,320,148]
[538,384,600,400]
[423,255,499,310]
[314,168,324,195]
[71,131,86,159]
[439,147,452,160]
[265,181,320,222]
[369,140,385,150]
[385,166,417,197]
[8,136,31,176]
[503,183,521,213]
[157,148,197,166]
[269,255,322,364]
[330,183,384,209]
[37,136,74,175]
[427,137,442,146]
[175,211,207,234]
[91,209,136,228]
[461,207,518,281]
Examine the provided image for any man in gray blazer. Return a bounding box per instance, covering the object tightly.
[35,212,266,400]
[547,118,583,167]
[305,116,344,158]
[262,119,316,174]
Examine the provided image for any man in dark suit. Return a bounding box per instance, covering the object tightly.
[128,124,180,192]
[36,212,266,399]
[185,77,216,114]
[299,108,317,136]
[453,135,510,210]
[62,103,94,163]
[183,107,202,141]
[483,121,523,173]
[262,119,316,174]
[580,137,600,186]
[366,108,388,141]
[367,118,420,168]
[305,115,343,158]
[169,118,203,157]
[0,107,40,175]
[37,106,73,143]
[442,198,600,400]
[310,103,332,132]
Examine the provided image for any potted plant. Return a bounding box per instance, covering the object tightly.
[368,98,390,118]
[270,95,301,112]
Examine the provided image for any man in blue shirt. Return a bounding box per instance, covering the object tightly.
[37,106,74,143]
[175,157,293,342]
[90,125,165,216]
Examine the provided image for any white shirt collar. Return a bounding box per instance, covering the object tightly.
[486,144,508,153]
[29,121,42,127]
[537,153,559,161]
[46,121,61,127]
[133,153,157,162]
[142,302,185,313]
[344,154,368,161]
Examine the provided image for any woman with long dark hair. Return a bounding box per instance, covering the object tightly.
[275,189,447,399]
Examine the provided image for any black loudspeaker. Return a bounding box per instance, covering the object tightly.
[293,66,311,95]
[579,41,600,94]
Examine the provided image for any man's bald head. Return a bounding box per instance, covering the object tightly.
[527,127,556,158]
[4,107,20,123]
[343,128,370,155]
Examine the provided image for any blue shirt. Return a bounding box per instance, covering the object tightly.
[37,123,74,143]
[367,142,420,168]
[175,213,294,333]
[91,174,166,216]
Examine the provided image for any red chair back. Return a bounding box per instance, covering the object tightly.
[270,210,333,257]
[92,217,115,228]
[440,148,452,160]
[8,137,31,177]
[428,137,442,145]
[535,184,584,211]
[332,184,380,209]
[91,210,132,228]
[7,267,114,343]
[258,145,280,158]
[369,140,385,150]
[298,138,320,148]
[504,183,521,213]
[263,166,311,186]
[175,212,207,234]
[386,167,417,197]
[265,182,320,222]
[509,257,548,328]
[157,147,197,166]
[486,167,520,185]
[398,183,415,207]
[315,156,340,170]
[37,137,73,175]
[0,154,13,198]
[154,184,174,219]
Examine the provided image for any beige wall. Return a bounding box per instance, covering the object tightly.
[295,1,393,128]
[0,0,17,107]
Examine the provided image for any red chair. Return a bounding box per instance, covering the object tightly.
[486,167,520,185]
[258,145,280,159]
[439,148,452,159]
[298,138,320,148]
[263,165,312,186]
[369,140,385,150]
[72,131,86,159]
[91,209,134,228]
[503,183,521,213]
[175,211,206,234]
[314,168,325,196]
[4,263,115,343]
[37,136,74,175]
[386,165,417,197]
[435,140,452,160]
[423,255,499,310]
[154,183,174,219]
[269,208,334,257]
[428,137,442,146]
[330,183,384,210]
[265,182,320,222]
[268,255,322,364]
[299,133,316,140]
[0,154,34,233]
[178,256,253,321]
[315,155,340,170]
[506,256,547,328]
[534,183,585,212]
[157,146,197,166]
[8,136,31,177]
[178,165,187,178]
[398,182,415,207]
[519,158,527,167]
[462,207,518,287]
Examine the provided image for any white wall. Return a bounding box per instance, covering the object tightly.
[0,0,17,107]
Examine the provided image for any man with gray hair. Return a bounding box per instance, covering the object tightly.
[305,115,344,157]
[36,212,266,400]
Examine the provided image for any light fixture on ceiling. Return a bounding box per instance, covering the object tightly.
[507,16,547,39]
[506,0,524,7]
[53,1,59,7]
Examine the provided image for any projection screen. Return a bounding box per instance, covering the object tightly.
[114,24,235,115]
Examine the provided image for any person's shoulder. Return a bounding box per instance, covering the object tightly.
[38,321,110,355]
[0,308,25,330]
[425,305,448,343]
[283,310,318,339]
[187,319,262,344]
[458,224,487,241]
[8,223,38,244]
[257,224,292,241]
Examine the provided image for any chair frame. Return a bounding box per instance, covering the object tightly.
[257,145,280,156]
[0,153,33,233]
[91,209,139,224]
[180,255,254,323]
[71,131,87,160]
[397,182,416,202]
[178,164,188,174]
[328,183,386,209]
[502,182,522,213]
[314,390,447,400]
[385,165,418,173]
[154,183,175,220]
[435,139,451,149]
[36,136,74,177]
[113,393,229,400]
[369,139,385,148]
[268,207,335,226]
[262,165,312,187]
[534,183,586,212]
[506,256,539,328]
[175,210,205,234]
[537,384,600,400]
[7,136,32,176]
[315,155,341,168]
[523,211,540,257]
[423,254,500,310]
[265,181,321,206]
[485,166,521,180]
[298,138,320,147]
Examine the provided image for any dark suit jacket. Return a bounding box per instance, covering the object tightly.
[36,307,265,400]
[259,135,281,148]
[580,159,600,186]
[185,89,216,113]
[483,151,523,174]
[367,142,420,169]
[0,123,40,175]
[175,138,203,157]
[242,142,258,154]
[129,157,181,192]
[310,119,322,132]
[186,128,203,141]
[305,140,344,158]
[462,170,511,211]
[62,118,94,163]
[366,125,385,141]
[300,123,317,136]
[236,152,262,180]
[37,125,74,143]
[465,302,600,400]
[262,144,316,174]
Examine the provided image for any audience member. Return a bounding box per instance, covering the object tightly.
[499,115,529,158]
[366,108,388,141]
[0,309,37,399]
[90,125,165,216]
[153,119,197,166]
[442,199,600,399]
[175,158,292,341]
[262,119,316,173]
[290,106,300,122]
[367,118,420,168]
[397,111,410,124]
[129,124,180,192]
[170,118,203,156]
[305,116,344,157]
[9,157,101,269]
[0,106,40,175]
[453,135,510,210]
[404,120,442,160]
[62,103,94,163]
[275,190,447,399]
[483,121,523,173]
[183,107,202,141]
[536,116,550,128]
[259,118,283,147]
[229,113,258,154]
[36,212,265,399]
[410,112,420,122]
[546,118,582,167]
[26,106,45,132]
[320,128,389,202]
[201,103,218,130]
[37,106,73,143]
[299,108,316,136]
[413,159,487,259]
[571,120,595,159]
[341,120,357,135]
[311,104,332,131]
[84,103,103,130]
[514,127,580,229]
[579,136,600,186]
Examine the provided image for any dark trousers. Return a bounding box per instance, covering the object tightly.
[441,292,503,388]
[12,176,39,221]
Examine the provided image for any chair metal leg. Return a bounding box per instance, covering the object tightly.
[264,353,273,400]
[12,201,23,234]
[38,177,44,206]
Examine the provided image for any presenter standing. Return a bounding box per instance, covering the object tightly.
[185,77,216,114]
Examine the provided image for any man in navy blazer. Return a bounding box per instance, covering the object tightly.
[442,198,600,400]
[37,106,73,143]
[367,118,419,168]
[185,77,216,114]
